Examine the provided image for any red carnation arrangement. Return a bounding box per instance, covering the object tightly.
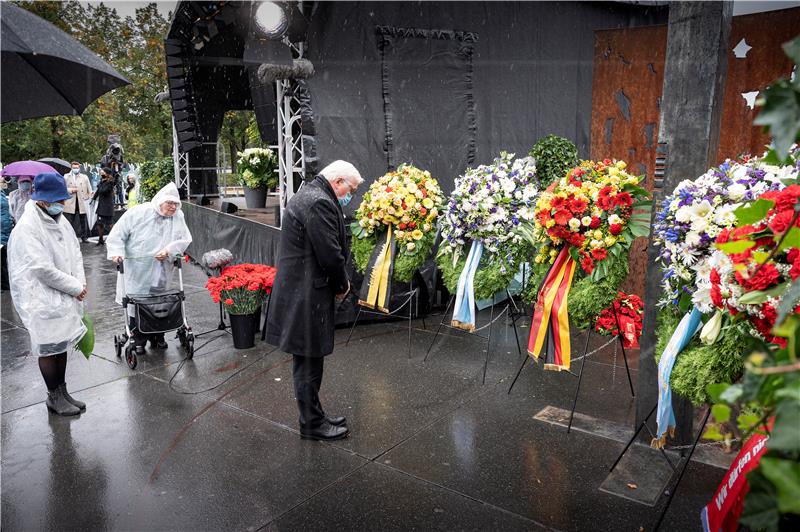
[710,185,800,347]
[594,291,644,348]
[206,263,277,315]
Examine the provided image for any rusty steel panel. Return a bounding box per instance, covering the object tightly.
[589,7,800,301]
[717,8,800,162]
[590,25,667,299]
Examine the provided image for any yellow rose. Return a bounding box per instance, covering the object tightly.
[593,230,603,240]
[422,197,434,209]
[545,219,556,228]
[393,198,402,206]
[396,230,405,239]
[406,196,416,207]
[608,167,619,176]
[429,207,439,218]
[605,236,617,247]
[412,229,424,240]
[616,160,627,169]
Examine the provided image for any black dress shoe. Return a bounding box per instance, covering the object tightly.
[300,422,349,441]
[325,415,347,426]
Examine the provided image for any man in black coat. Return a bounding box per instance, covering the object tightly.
[266,160,363,441]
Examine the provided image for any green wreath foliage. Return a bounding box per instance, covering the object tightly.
[567,252,629,330]
[655,311,747,405]
[528,134,578,188]
[437,251,523,301]
[351,229,436,283]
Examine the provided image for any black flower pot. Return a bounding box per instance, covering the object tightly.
[251,310,261,333]
[229,313,256,349]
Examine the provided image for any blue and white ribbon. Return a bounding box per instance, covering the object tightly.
[451,240,483,331]
[653,307,703,448]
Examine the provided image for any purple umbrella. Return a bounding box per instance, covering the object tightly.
[1,160,58,177]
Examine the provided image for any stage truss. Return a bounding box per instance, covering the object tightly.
[172,118,190,197]
[276,40,307,223]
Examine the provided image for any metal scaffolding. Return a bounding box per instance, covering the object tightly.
[172,118,190,197]
[275,41,307,223]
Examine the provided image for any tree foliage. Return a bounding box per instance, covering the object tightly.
[0,1,172,164]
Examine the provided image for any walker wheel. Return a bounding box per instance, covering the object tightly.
[114,335,122,358]
[186,336,194,360]
[124,345,137,370]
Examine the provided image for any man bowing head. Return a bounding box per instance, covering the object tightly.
[266,160,363,441]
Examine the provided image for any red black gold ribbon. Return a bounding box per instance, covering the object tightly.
[527,247,577,371]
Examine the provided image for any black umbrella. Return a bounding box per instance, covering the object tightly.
[0,2,130,123]
[38,157,71,175]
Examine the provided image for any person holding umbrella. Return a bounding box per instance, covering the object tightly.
[8,174,33,223]
[8,173,88,416]
[64,162,92,243]
[1,179,13,290]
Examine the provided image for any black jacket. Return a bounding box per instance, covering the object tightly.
[266,176,349,357]
[94,179,116,217]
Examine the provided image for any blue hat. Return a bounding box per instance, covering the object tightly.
[31,173,71,203]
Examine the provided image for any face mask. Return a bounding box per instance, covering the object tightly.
[338,192,352,207]
[46,204,64,216]
[19,182,32,191]
[71,168,79,174]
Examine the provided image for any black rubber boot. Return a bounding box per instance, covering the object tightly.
[46,387,81,416]
[59,383,86,412]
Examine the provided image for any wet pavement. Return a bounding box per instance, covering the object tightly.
[1,244,726,531]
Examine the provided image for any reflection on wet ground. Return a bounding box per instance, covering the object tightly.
[1,244,724,531]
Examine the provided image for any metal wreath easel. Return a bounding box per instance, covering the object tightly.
[507,304,636,432]
[344,279,420,358]
[424,289,523,384]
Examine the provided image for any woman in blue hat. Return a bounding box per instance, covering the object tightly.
[8,173,89,416]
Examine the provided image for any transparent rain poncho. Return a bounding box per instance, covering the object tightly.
[8,201,87,356]
[106,183,192,303]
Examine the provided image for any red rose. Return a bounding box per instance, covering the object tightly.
[591,248,608,261]
[399,223,407,230]
[768,209,794,234]
[609,223,623,236]
[570,197,588,213]
[408,221,416,229]
[554,209,573,226]
[419,207,427,215]
[589,216,601,229]
[569,179,583,188]
[224,298,234,305]
[603,159,612,165]
[385,187,392,192]
[613,192,633,208]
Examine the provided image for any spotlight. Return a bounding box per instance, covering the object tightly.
[254,2,288,38]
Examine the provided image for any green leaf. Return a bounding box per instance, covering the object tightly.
[775,380,800,403]
[783,35,800,66]
[777,226,800,252]
[734,198,776,225]
[754,80,800,161]
[707,383,731,402]
[759,457,800,514]
[777,283,800,326]
[702,424,724,441]
[768,401,800,452]
[716,240,756,254]
[739,290,770,305]
[711,404,731,423]
[753,251,770,264]
[720,384,744,404]
[741,469,780,531]
[737,413,762,432]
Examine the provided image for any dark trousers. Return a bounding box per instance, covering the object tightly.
[292,355,325,429]
[65,212,88,240]
[1,246,9,290]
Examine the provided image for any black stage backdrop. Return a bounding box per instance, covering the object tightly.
[303,1,667,211]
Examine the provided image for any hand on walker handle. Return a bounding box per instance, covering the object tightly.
[155,249,169,262]
[110,256,123,264]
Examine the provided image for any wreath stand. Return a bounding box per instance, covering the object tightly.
[423,289,523,384]
[344,279,420,359]
[507,304,635,432]
[608,401,712,532]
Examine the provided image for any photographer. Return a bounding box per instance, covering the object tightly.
[92,167,116,246]
[100,139,125,207]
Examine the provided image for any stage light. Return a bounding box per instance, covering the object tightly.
[254,2,288,38]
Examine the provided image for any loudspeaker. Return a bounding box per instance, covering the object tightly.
[220,201,238,214]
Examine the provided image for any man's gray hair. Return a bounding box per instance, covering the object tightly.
[320,160,363,186]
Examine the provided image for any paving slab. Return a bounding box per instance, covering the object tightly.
[1,374,367,531]
[265,462,547,531]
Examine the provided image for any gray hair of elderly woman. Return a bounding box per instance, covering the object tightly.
[319,160,363,186]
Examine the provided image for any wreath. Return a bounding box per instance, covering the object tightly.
[351,164,444,282]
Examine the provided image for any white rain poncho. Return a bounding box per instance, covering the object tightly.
[106,182,192,303]
[8,201,87,356]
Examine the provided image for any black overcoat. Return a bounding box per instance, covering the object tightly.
[266,176,349,357]
[93,179,115,217]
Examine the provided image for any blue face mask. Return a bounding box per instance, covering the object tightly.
[338,192,352,207]
[19,182,32,192]
[46,203,64,216]
[71,168,79,174]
